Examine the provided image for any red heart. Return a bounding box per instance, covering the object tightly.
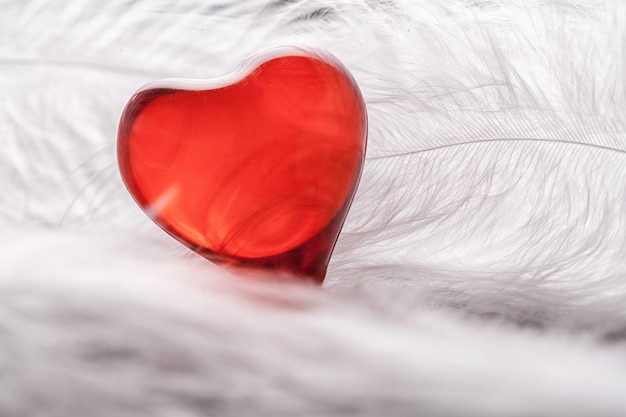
[117,47,367,284]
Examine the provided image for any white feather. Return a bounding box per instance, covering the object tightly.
[1,0,626,415]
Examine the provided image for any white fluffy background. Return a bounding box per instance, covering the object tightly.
[2,0,626,415]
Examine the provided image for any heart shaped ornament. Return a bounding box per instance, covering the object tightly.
[118,47,367,284]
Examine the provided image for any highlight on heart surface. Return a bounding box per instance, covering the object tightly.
[117,46,368,283]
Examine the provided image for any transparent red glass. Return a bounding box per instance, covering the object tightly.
[118,47,367,284]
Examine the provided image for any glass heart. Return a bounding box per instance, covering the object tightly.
[118,47,367,284]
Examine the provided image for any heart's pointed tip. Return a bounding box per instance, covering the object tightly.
[196,243,329,286]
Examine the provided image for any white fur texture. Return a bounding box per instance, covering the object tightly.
[2,0,626,415]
